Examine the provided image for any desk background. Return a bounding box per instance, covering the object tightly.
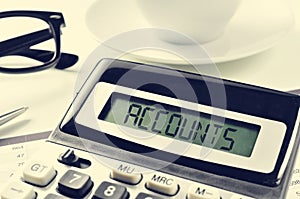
[0,0,299,138]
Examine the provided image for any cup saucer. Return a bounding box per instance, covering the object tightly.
[85,0,294,65]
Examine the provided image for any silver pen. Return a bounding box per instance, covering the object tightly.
[0,107,28,126]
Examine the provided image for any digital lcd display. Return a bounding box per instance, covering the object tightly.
[98,93,260,157]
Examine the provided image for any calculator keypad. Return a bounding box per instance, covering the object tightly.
[1,144,255,199]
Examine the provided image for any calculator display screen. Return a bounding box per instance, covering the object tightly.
[98,92,260,157]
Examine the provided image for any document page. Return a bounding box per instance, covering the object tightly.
[0,132,50,188]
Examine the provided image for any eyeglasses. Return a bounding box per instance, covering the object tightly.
[0,10,78,73]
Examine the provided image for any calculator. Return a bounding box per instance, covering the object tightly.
[2,59,300,199]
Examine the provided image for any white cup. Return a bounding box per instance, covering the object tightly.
[136,0,241,45]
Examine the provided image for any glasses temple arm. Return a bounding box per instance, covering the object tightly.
[12,49,78,69]
[0,29,52,57]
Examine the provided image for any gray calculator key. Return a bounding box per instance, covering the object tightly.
[57,170,93,198]
[135,192,164,199]
[44,194,67,199]
[92,181,129,199]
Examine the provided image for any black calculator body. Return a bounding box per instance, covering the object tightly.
[2,59,300,199]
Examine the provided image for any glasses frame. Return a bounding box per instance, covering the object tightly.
[0,10,77,73]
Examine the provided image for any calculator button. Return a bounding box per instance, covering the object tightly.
[44,193,67,199]
[1,181,36,199]
[135,192,164,199]
[92,181,129,199]
[187,184,220,199]
[58,149,78,166]
[57,170,93,198]
[111,165,142,184]
[57,149,91,169]
[230,195,254,199]
[22,160,56,187]
[145,174,179,196]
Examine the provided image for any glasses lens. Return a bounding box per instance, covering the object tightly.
[0,16,56,70]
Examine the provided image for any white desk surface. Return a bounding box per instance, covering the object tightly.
[0,0,300,138]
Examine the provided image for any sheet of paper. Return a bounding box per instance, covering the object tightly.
[286,89,300,198]
[286,146,300,198]
[0,132,50,188]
